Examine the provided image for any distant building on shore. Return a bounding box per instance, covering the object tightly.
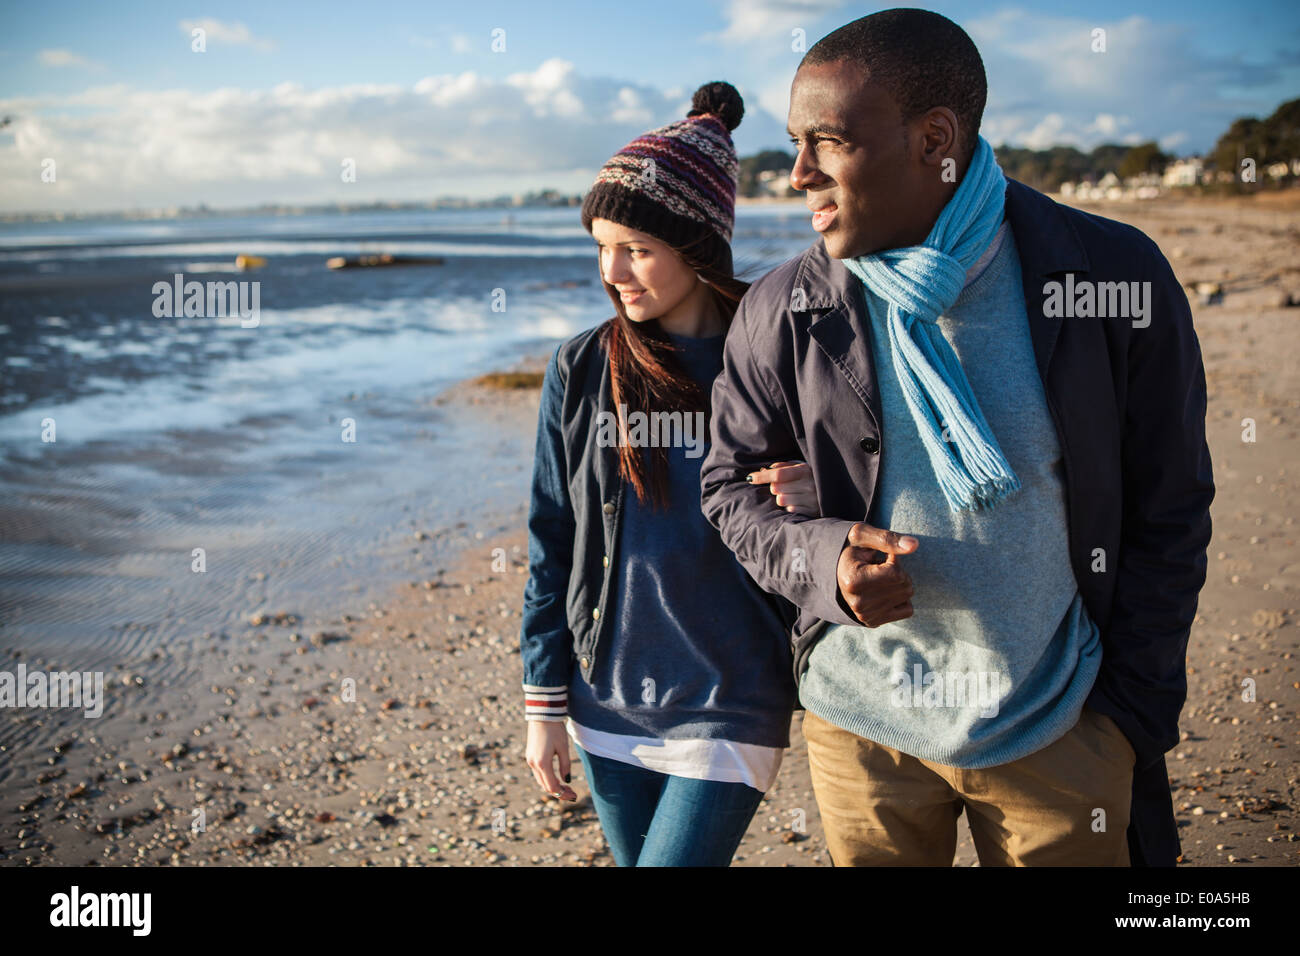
[1058,149,1297,202]
[1059,173,1162,201]
[756,168,797,198]
[1163,157,1205,187]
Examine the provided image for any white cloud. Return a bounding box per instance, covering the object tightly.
[609,86,656,127]
[508,58,586,117]
[0,61,711,212]
[709,0,845,45]
[984,111,1145,151]
[1090,113,1121,137]
[37,49,101,70]
[755,75,794,127]
[969,7,1297,154]
[407,31,474,54]
[177,19,276,53]
[1159,130,1190,151]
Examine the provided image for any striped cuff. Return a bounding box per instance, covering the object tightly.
[523,683,568,722]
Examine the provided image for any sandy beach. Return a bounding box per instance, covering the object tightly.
[1,191,1297,867]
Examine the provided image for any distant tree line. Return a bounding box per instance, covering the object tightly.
[995,141,1195,191]
[738,150,803,198]
[1211,98,1300,179]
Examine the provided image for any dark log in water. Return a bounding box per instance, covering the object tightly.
[325,254,446,269]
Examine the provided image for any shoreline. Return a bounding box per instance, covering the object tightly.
[2,194,1297,867]
[0,353,835,866]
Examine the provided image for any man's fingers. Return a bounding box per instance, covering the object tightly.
[847,594,915,627]
[860,600,914,627]
[839,552,914,625]
[847,522,918,556]
[846,546,912,587]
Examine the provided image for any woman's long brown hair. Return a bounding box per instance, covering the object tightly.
[596,231,750,511]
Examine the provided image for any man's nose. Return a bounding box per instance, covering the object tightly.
[789,146,823,191]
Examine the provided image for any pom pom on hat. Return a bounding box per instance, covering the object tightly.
[687,81,744,132]
[581,81,745,267]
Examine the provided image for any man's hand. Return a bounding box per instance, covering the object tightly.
[836,523,919,627]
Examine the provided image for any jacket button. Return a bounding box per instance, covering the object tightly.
[602,502,615,515]
[591,607,600,620]
[602,554,609,567]
[859,435,880,454]
[580,657,589,669]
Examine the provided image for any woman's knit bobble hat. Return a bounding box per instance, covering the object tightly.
[581,81,744,271]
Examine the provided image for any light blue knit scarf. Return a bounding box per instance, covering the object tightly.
[841,135,1019,512]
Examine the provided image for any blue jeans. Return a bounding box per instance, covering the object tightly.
[575,745,766,866]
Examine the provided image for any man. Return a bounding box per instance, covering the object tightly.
[700,8,1213,866]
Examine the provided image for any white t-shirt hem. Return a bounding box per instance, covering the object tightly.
[566,718,783,793]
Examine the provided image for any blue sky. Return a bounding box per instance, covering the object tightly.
[2,0,1297,212]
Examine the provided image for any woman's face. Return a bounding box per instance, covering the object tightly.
[590,217,699,324]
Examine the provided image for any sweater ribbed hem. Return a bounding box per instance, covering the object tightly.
[797,664,1100,770]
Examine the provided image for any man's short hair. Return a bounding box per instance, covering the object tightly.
[802,8,987,169]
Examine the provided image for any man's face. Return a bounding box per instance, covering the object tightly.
[786,59,930,259]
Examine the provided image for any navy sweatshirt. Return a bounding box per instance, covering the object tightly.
[566,330,797,747]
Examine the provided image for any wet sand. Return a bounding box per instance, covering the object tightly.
[1,192,1296,866]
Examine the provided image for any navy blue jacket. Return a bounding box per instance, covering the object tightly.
[699,178,1214,866]
[517,331,617,696]
[517,323,800,698]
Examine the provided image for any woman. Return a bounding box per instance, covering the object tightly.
[518,82,820,866]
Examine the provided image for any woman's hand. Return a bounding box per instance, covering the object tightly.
[525,719,577,801]
[747,460,820,517]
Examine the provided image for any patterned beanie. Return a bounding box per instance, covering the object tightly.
[581,81,743,273]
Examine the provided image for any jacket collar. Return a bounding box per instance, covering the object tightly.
[794,177,1091,382]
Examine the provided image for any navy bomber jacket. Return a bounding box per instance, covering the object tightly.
[517,329,624,707]
[517,323,799,723]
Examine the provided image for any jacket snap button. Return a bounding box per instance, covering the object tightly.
[580,657,589,669]
[602,502,615,515]
[859,435,880,454]
[602,554,609,567]
[591,607,600,620]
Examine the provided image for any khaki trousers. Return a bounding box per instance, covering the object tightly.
[802,706,1136,866]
